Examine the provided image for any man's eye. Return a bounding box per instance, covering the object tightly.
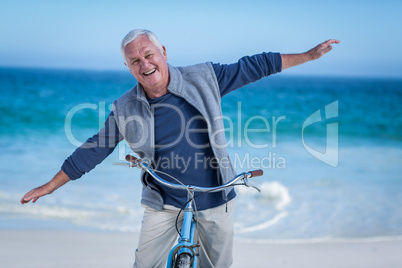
[146,54,153,59]
[132,60,139,65]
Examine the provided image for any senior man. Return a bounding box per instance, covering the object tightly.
[21,29,339,267]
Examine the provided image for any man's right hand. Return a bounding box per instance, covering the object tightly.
[20,184,53,204]
[20,170,70,204]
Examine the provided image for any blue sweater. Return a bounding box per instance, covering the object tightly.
[62,52,282,209]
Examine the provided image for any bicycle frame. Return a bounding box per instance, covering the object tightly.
[114,155,262,268]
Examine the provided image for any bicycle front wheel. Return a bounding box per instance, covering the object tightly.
[174,253,192,268]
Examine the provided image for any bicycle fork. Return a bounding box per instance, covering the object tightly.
[166,189,199,268]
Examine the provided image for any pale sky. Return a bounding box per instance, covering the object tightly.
[1,0,401,77]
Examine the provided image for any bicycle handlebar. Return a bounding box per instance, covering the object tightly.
[119,154,263,193]
[126,154,139,163]
[249,169,263,177]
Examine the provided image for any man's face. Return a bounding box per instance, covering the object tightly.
[124,35,169,95]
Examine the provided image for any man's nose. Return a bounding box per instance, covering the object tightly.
[140,59,150,68]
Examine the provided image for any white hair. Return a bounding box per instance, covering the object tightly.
[120,29,164,63]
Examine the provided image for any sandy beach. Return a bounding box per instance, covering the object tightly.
[1,230,401,268]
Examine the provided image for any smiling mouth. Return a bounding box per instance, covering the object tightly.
[143,69,156,76]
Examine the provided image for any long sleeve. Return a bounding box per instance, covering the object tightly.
[213,52,282,96]
[61,111,123,180]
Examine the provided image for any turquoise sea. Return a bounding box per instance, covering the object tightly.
[0,67,401,242]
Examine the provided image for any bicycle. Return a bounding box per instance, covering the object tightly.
[114,154,263,268]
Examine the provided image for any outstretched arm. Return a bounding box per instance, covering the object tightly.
[20,170,70,204]
[281,39,340,70]
[20,111,121,205]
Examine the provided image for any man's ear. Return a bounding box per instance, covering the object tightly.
[162,46,168,61]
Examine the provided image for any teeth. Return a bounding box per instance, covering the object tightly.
[144,69,156,75]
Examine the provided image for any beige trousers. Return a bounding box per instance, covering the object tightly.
[133,199,235,268]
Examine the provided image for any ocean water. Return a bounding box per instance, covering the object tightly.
[0,67,401,242]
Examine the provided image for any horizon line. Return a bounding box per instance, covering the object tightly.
[1,65,402,80]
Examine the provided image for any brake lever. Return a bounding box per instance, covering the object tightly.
[243,178,261,193]
[248,183,261,193]
[113,162,136,168]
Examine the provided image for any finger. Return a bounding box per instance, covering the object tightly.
[324,39,340,45]
[20,189,36,204]
[21,197,33,204]
[21,196,32,204]
[20,195,30,204]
